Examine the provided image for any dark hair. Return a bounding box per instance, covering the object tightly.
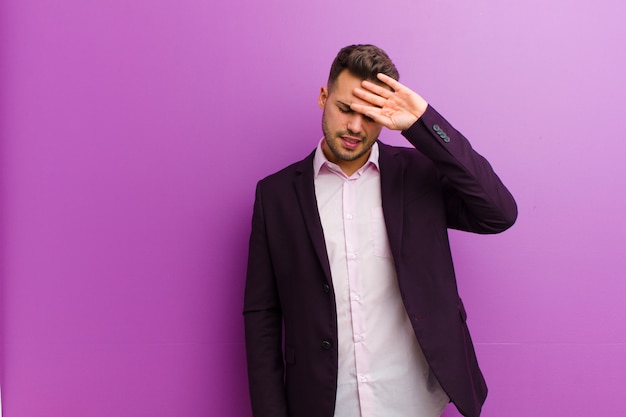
[327,44,399,91]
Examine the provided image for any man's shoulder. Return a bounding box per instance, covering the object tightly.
[377,140,412,154]
[377,140,432,167]
[257,149,315,187]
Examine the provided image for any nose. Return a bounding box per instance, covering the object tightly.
[347,113,366,134]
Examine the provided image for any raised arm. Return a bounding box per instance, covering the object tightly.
[352,73,517,233]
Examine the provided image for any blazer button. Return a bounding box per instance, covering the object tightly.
[321,340,332,350]
[323,284,330,293]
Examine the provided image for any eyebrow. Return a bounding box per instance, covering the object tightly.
[336,101,352,110]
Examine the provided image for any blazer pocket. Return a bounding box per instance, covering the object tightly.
[285,345,295,365]
[370,207,393,259]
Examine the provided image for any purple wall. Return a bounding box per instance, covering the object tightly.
[1,0,625,416]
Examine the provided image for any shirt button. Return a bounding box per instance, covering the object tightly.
[322,340,332,350]
[360,375,367,382]
[348,253,356,260]
[346,213,353,220]
[323,284,330,293]
[353,294,361,301]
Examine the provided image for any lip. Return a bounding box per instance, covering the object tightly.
[341,135,362,150]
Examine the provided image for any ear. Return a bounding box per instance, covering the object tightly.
[318,86,328,109]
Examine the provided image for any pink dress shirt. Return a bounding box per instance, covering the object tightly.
[313,141,450,417]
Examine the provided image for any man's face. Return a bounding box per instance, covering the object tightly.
[318,70,384,174]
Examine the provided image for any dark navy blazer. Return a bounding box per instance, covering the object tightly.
[243,105,517,417]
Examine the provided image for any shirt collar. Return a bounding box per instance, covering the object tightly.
[313,139,380,178]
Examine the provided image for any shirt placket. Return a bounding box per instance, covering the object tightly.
[342,177,372,415]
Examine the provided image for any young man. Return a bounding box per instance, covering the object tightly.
[244,44,517,417]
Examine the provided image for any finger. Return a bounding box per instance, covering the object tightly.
[349,102,375,115]
[349,102,380,119]
[360,79,394,99]
[349,103,392,127]
[376,73,406,92]
[353,87,387,108]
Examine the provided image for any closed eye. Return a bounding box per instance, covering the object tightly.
[338,105,352,114]
[337,101,375,122]
[336,101,353,113]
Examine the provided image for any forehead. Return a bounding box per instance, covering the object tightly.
[329,70,388,103]
[327,71,369,108]
[330,71,363,97]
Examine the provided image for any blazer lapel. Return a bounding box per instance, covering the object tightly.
[293,152,333,283]
[378,142,405,259]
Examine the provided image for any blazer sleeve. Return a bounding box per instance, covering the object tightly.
[401,105,518,233]
[243,183,289,417]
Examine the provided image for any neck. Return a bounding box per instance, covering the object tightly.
[321,141,371,176]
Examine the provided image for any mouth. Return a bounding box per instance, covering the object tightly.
[341,135,362,150]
